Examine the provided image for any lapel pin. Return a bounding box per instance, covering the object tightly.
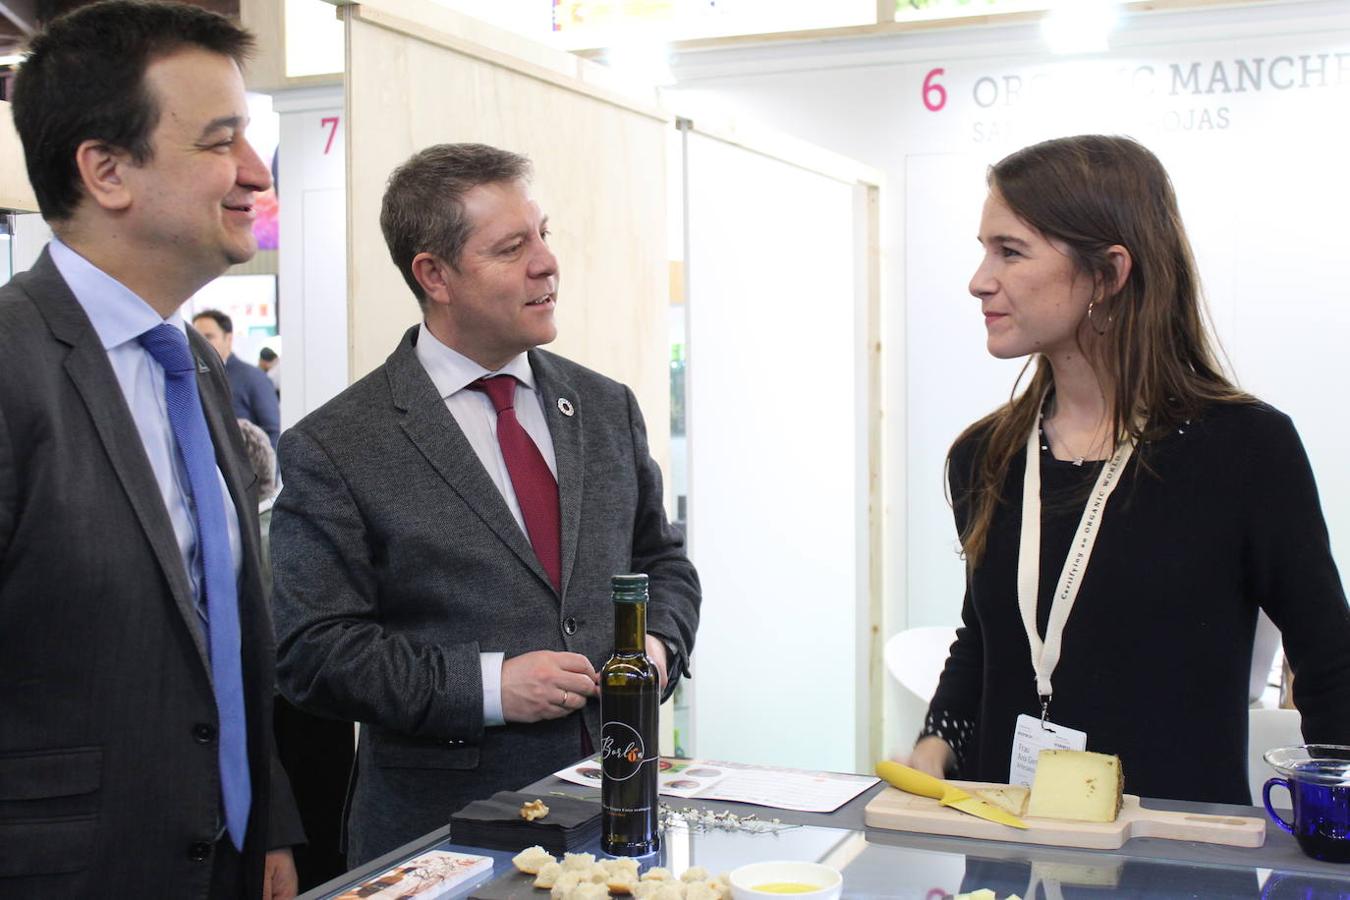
[557,398,575,417]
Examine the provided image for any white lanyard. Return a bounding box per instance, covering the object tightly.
[1017,398,1135,721]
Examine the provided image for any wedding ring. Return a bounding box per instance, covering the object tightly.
[560,689,569,707]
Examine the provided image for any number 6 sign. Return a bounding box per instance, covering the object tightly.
[923,68,947,112]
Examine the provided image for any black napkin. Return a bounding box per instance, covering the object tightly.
[450,791,602,855]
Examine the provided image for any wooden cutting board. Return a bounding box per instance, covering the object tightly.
[864,782,1266,850]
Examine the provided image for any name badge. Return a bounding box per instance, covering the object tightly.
[1010,713,1087,787]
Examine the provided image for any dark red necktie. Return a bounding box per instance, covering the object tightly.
[469,376,561,591]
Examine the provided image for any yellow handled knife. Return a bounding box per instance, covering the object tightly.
[876,761,1028,830]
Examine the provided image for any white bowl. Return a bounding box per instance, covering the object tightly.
[728,861,843,900]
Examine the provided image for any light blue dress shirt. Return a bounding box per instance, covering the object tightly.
[49,239,243,624]
[415,323,558,727]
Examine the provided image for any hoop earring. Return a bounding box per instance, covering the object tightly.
[1087,296,1111,335]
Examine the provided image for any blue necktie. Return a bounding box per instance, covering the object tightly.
[138,324,251,851]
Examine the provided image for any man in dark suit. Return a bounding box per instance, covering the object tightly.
[0,4,303,897]
[192,308,283,449]
[271,144,701,864]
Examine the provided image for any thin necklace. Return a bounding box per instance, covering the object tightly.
[1042,416,1107,467]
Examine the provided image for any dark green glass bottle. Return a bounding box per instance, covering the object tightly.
[600,573,660,856]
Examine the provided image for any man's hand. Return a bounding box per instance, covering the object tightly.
[644,634,669,693]
[501,651,599,723]
[263,847,298,900]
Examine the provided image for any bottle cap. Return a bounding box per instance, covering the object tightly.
[611,573,649,603]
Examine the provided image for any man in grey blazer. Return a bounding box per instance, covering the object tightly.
[271,144,701,864]
[0,4,302,897]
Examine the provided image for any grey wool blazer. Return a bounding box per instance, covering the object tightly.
[0,251,303,899]
[271,325,700,864]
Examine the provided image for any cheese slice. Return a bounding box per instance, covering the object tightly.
[972,785,1030,817]
[1026,750,1124,822]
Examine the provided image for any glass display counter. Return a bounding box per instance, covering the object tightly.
[302,775,1350,900]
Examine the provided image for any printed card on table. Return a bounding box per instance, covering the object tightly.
[331,849,492,899]
[554,757,877,813]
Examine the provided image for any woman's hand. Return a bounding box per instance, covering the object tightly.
[901,736,956,778]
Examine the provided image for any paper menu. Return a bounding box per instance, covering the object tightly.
[553,757,877,813]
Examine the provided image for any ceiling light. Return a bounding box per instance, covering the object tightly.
[1042,0,1119,55]
[601,42,676,87]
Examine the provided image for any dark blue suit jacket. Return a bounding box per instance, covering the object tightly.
[226,353,281,449]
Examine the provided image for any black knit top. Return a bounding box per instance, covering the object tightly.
[924,400,1350,804]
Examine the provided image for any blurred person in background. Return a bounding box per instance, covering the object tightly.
[258,346,281,399]
[194,308,281,449]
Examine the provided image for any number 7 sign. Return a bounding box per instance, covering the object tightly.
[321,116,340,154]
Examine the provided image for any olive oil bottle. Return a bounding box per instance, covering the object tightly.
[600,573,660,856]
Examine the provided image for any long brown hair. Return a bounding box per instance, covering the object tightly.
[953,135,1247,567]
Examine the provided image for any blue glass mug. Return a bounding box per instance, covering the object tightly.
[1263,745,1350,864]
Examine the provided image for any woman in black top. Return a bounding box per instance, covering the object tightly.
[909,135,1350,804]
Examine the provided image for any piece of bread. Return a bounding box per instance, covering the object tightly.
[562,883,610,900]
[533,861,563,889]
[640,867,673,882]
[561,852,598,872]
[550,871,586,900]
[680,866,711,883]
[685,882,720,900]
[607,870,640,894]
[513,846,556,875]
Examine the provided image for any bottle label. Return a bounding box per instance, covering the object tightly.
[600,721,650,782]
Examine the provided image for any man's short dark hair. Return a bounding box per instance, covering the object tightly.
[379,143,532,309]
[10,0,254,222]
[258,346,277,363]
[193,308,233,334]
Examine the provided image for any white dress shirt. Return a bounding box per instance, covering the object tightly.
[49,239,243,626]
[414,323,558,726]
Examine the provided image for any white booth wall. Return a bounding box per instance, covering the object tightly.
[681,127,873,773]
[668,0,1350,752]
[274,86,348,432]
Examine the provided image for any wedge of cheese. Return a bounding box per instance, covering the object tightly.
[973,785,1030,817]
[1026,750,1123,822]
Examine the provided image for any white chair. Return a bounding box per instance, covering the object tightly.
[1248,707,1302,805]
[884,626,958,703]
[1249,610,1282,706]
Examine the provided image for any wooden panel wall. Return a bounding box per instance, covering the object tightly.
[343,0,671,470]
